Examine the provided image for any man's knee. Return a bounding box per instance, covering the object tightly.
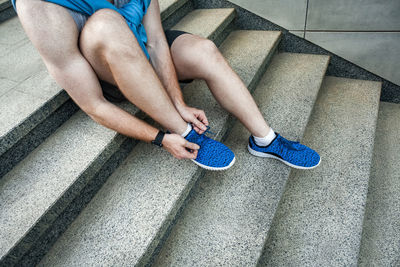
[83,9,123,37]
[195,38,219,57]
[80,9,141,59]
[174,37,220,68]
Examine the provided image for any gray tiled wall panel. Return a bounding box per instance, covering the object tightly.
[307,32,400,86]
[229,0,307,30]
[307,0,400,30]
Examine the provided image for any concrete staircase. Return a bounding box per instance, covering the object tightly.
[358,102,400,267]
[0,0,399,266]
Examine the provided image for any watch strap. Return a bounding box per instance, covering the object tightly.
[151,130,165,147]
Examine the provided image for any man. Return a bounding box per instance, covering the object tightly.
[11,0,321,170]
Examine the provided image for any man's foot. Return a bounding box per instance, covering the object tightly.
[184,128,235,171]
[247,134,321,169]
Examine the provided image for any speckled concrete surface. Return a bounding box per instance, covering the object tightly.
[0,98,77,179]
[259,77,381,267]
[0,7,237,264]
[153,52,329,266]
[0,17,66,167]
[39,30,280,267]
[0,90,43,139]
[0,3,15,23]
[0,0,196,174]
[161,0,194,31]
[0,43,8,57]
[0,101,137,265]
[358,102,400,267]
[16,69,63,100]
[38,136,203,267]
[160,0,189,21]
[0,83,69,163]
[0,40,45,83]
[0,78,17,97]
[0,89,66,153]
[0,70,64,148]
[171,8,235,41]
[0,0,10,11]
[0,16,26,46]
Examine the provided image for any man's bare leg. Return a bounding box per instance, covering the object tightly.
[169,34,272,138]
[15,0,197,159]
[168,34,323,169]
[78,9,189,135]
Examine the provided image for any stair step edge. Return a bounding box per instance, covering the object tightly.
[259,76,382,266]
[39,30,281,267]
[358,101,400,267]
[153,52,330,266]
[0,8,237,266]
[0,0,195,177]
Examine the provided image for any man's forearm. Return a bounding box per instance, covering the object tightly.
[88,100,159,143]
[147,42,186,108]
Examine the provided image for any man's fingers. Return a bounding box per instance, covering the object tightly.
[197,110,209,126]
[192,118,207,131]
[193,125,205,134]
[185,141,200,150]
[181,149,197,159]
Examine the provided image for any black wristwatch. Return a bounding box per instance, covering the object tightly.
[151,130,166,147]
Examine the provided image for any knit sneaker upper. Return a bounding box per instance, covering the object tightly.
[185,128,235,170]
[249,133,320,168]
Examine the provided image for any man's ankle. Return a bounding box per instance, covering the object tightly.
[253,128,276,146]
[181,123,192,138]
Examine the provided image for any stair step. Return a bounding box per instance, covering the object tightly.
[0,7,234,265]
[358,102,400,266]
[171,8,235,42]
[160,0,189,21]
[0,0,14,22]
[259,76,382,266]
[0,16,28,52]
[38,30,281,267]
[0,102,137,265]
[153,52,330,266]
[0,0,191,178]
[0,0,10,11]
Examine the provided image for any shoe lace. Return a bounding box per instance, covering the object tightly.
[203,126,216,136]
[277,135,304,156]
[196,126,216,143]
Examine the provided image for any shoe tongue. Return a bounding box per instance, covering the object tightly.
[185,129,201,143]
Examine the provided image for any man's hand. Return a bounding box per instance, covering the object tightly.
[162,133,200,159]
[176,104,209,134]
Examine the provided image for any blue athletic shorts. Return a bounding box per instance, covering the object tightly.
[11,0,194,102]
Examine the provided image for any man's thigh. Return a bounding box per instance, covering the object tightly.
[14,0,110,109]
[15,0,80,67]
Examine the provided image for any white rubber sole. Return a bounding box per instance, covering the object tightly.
[247,145,321,170]
[191,156,236,171]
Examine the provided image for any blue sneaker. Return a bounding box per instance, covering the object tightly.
[184,128,235,171]
[248,133,321,169]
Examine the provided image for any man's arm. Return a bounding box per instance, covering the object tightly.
[142,0,208,133]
